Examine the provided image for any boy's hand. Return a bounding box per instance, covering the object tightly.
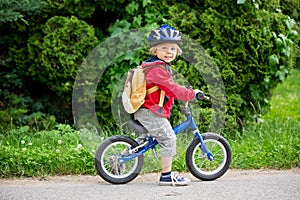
[194,89,205,100]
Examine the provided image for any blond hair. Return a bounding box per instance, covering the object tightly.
[149,43,182,56]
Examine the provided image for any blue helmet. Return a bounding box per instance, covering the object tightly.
[148,24,182,47]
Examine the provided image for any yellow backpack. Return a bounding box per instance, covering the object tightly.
[122,65,165,113]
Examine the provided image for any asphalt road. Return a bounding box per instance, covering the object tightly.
[0,169,299,200]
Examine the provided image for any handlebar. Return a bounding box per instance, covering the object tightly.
[184,95,210,108]
[203,96,210,100]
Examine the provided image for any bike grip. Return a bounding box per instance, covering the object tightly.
[196,91,205,101]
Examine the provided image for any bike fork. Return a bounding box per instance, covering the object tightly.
[194,131,214,161]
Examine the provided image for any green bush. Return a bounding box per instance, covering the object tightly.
[44,0,96,19]
[280,0,300,21]
[1,0,299,134]
[94,0,299,135]
[0,69,57,132]
[14,15,99,95]
[10,16,99,123]
[0,0,46,23]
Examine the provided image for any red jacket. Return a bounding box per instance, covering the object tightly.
[142,60,195,118]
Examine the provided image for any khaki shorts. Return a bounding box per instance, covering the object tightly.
[134,108,176,157]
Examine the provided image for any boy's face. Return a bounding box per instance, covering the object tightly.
[154,43,178,63]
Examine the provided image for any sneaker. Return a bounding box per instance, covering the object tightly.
[159,172,191,186]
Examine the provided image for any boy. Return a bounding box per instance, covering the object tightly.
[134,24,202,186]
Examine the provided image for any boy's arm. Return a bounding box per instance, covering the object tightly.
[146,67,195,101]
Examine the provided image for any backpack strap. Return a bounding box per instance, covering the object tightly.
[158,90,166,108]
[146,85,159,94]
[146,85,165,108]
[143,64,167,111]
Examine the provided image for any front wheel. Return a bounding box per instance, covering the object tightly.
[186,133,232,181]
[94,135,144,184]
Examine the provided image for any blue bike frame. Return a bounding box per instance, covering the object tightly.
[119,107,214,164]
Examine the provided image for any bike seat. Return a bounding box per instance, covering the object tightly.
[127,120,148,134]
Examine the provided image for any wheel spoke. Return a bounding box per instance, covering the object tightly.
[94,136,144,184]
[186,133,231,180]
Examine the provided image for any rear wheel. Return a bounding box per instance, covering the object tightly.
[94,136,144,184]
[186,133,232,181]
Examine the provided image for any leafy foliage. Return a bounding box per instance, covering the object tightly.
[0,0,299,135]
[44,0,97,19]
[14,15,99,95]
[0,68,56,132]
[94,0,299,134]
[0,0,47,23]
[199,1,297,129]
[8,16,99,123]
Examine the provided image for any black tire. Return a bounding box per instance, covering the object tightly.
[94,135,144,184]
[186,133,232,181]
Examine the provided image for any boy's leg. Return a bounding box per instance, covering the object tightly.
[134,109,176,158]
[135,109,190,185]
[161,156,172,173]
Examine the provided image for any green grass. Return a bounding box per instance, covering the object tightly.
[230,117,299,169]
[0,125,95,177]
[266,68,300,120]
[230,69,300,169]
